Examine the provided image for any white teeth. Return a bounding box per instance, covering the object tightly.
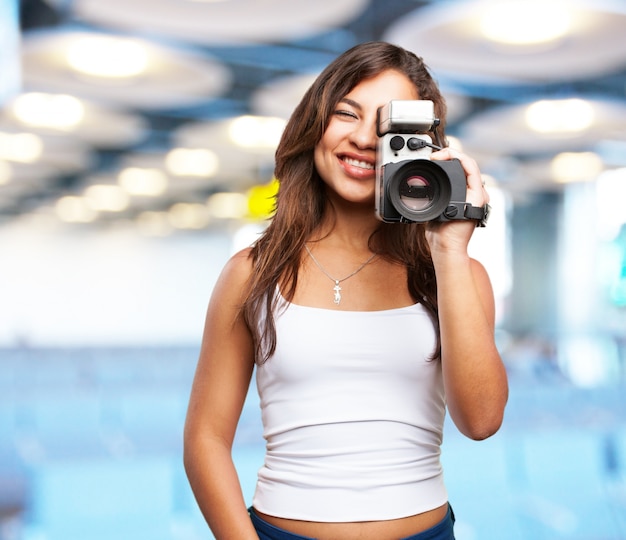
[343,157,374,170]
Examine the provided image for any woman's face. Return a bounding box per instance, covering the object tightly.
[314,69,419,208]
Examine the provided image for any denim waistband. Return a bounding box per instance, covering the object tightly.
[248,505,455,540]
[249,509,315,540]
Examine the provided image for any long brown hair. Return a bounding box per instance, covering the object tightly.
[244,41,447,363]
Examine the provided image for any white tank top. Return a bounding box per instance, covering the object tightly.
[252,295,448,522]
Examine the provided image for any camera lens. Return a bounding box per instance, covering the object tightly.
[399,175,432,211]
[387,160,451,222]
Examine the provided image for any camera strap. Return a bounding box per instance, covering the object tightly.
[464,203,491,227]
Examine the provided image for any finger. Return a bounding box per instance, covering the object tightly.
[430,148,484,194]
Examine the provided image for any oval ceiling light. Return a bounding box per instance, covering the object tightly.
[165,148,219,177]
[480,1,571,45]
[22,30,232,109]
[229,116,286,149]
[72,0,368,45]
[13,92,85,130]
[66,35,148,78]
[118,167,168,196]
[551,151,604,183]
[384,0,626,83]
[252,73,319,119]
[168,202,210,229]
[0,132,43,163]
[207,192,248,219]
[458,98,626,160]
[526,98,595,134]
[2,93,147,148]
[56,195,98,223]
[84,184,130,212]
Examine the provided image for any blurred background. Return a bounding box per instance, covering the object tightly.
[1,0,626,538]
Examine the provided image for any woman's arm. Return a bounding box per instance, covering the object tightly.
[428,148,509,441]
[183,248,259,539]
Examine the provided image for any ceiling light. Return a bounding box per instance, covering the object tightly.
[229,116,286,149]
[165,148,219,177]
[118,167,168,196]
[480,1,571,45]
[84,184,130,212]
[0,132,43,163]
[168,203,210,229]
[525,99,594,134]
[55,196,98,223]
[13,92,85,130]
[66,36,149,78]
[551,152,604,183]
[0,161,12,185]
[207,192,248,219]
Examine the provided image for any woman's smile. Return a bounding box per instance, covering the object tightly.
[339,153,376,178]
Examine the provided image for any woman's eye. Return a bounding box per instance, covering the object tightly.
[334,109,357,119]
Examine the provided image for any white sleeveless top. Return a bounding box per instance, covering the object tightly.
[252,295,448,522]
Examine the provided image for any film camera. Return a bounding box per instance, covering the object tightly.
[375,100,489,226]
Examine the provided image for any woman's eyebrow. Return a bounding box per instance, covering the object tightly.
[338,97,362,110]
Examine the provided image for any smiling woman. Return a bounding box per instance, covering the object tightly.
[183,41,508,540]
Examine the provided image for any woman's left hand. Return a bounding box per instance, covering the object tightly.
[425,147,489,255]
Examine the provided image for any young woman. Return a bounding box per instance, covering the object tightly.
[184,41,508,540]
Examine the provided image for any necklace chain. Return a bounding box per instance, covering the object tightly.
[304,244,377,305]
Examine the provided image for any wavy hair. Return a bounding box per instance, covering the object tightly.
[243,41,447,363]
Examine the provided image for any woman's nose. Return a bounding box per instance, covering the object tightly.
[350,121,377,149]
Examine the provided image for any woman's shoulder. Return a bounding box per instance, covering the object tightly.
[220,247,254,283]
[211,247,255,302]
[228,246,255,269]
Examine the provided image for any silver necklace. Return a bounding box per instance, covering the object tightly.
[304,244,377,305]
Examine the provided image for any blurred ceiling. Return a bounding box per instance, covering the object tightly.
[2,0,626,234]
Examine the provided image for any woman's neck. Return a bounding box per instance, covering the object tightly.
[312,203,380,251]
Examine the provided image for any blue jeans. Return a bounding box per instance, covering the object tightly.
[249,506,455,540]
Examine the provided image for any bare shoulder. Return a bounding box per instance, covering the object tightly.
[224,246,254,278]
[212,247,254,301]
[201,247,256,355]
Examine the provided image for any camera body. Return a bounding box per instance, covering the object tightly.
[375,100,487,225]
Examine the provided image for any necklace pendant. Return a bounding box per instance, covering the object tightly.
[304,244,377,307]
[333,281,342,305]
